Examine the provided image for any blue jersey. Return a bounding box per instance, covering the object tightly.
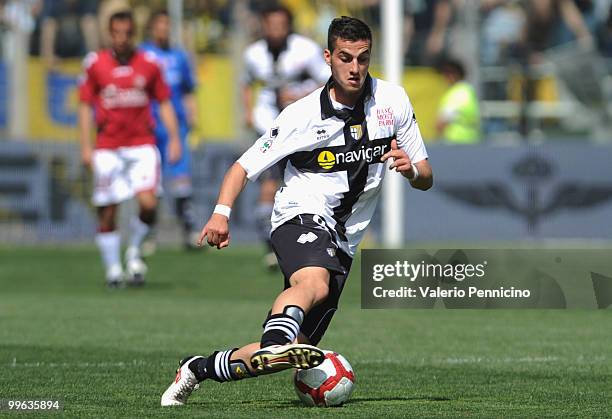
[139,42,196,130]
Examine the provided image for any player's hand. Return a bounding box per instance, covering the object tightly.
[81,146,92,170]
[381,139,416,178]
[245,111,254,129]
[198,213,231,249]
[168,137,182,164]
[425,32,444,58]
[187,112,197,130]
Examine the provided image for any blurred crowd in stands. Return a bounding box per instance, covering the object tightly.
[0,0,609,65]
[0,0,610,142]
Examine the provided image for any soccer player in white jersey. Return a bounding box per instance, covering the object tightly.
[161,16,433,406]
[242,5,330,269]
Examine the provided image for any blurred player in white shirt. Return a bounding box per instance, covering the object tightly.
[242,4,330,269]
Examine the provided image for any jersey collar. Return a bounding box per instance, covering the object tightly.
[110,48,136,66]
[320,74,372,123]
[266,35,289,62]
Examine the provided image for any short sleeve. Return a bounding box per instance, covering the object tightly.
[395,88,428,163]
[150,62,171,101]
[237,108,302,181]
[79,52,99,104]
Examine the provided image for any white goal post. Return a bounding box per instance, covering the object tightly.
[381,0,404,247]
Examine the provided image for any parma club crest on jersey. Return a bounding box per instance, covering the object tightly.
[350,125,363,141]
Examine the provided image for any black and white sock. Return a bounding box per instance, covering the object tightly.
[175,196,197,234]
[260,305,305,347]
[189,349,254,382]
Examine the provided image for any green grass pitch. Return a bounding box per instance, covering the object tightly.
[1,246,610,417]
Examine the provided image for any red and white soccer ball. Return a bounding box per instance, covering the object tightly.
[293,351,355,407]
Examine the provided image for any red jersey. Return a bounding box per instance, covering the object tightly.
[79,49,171,149]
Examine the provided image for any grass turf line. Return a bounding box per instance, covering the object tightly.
[0,246,610,417]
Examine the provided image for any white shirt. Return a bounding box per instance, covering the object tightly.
[243,33,330,134]
[237,76,428,257]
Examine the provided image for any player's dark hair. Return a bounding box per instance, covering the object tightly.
[109,10,134,31]
[327,16,372,52]
[436,58,466,80]
[260,4,293,29]
[150,9,169,23]
[147,9,169,33]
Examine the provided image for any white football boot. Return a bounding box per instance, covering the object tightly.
[125,246,147,286]
[105,265,124,288]
[250,343,325,373]
[184,230,201,251]
[161,356,204,406]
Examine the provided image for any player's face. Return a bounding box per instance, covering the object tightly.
[262,12,291,48]
[152,15,171,48]
[110,19,134,55]
[325,38,371,96]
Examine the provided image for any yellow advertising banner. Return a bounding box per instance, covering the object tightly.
[24,57,442,143]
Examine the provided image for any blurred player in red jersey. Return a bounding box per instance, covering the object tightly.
[78,11,181,287]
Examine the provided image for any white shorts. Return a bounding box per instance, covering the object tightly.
[92,144,161,207]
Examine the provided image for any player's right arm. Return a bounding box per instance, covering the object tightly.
[198,163,249,249]
[78,52,99,169]
[200,104,302,249]
[78,104,94,168]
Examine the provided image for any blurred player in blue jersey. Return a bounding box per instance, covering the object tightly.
[141,10,199,251]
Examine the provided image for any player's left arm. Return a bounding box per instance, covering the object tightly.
[183,93,197,129]
[151,62,182,163]
[381,89,433,191]
[181,51,198,129]
[159,101,182,163]
[436,101,457,137]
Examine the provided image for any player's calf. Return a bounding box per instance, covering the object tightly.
[250,305,325,372]
[126,209,156,285]
[161,349,256,406]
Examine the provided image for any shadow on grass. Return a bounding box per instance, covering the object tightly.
[351,396,452,403]
[193,395,451,408]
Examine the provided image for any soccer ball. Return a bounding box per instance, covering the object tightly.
[293,351,355,407]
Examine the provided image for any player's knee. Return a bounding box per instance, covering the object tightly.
[292,268,330,303]
[137,191,157,212]
[300,276,330,304]
[97,206,116,231]
[139,208,157,225]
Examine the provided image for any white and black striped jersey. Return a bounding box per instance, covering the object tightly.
[242,33,330,134]
[237,75,428,257]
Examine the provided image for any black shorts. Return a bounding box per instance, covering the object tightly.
[269,214,353,345]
